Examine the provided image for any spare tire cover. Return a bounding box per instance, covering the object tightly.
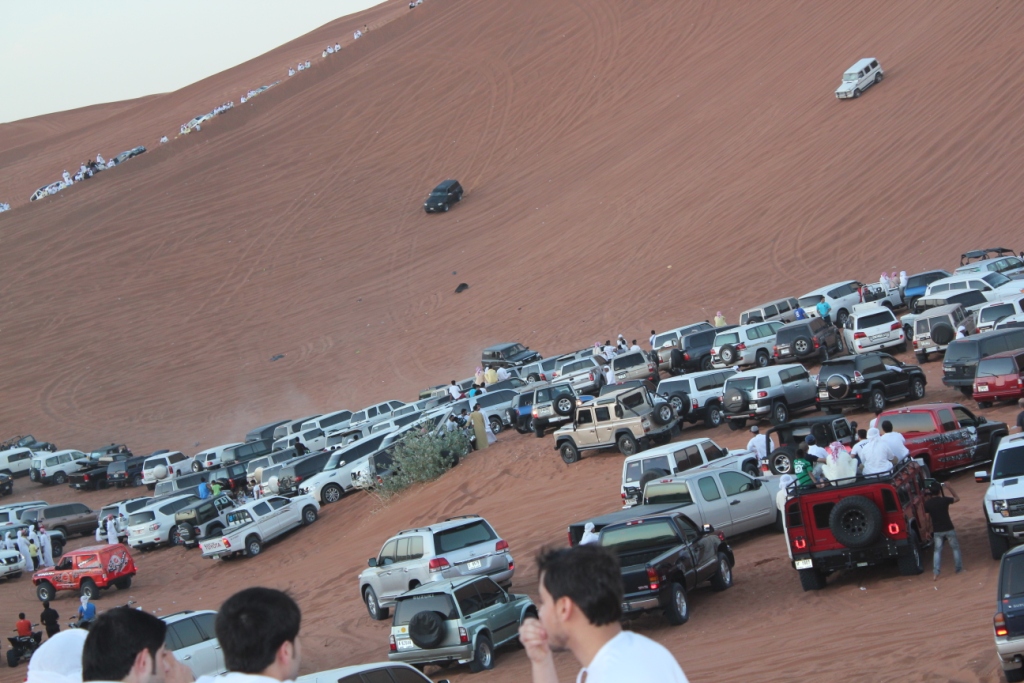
[828,495,883,549]
[408,610,447,649]
[719,345,737,364]
[825,374,851,400]
[153,465,169,480]
[931,322,954,346]
[722,387,747,414]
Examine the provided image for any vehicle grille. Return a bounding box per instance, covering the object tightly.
[3,555,19,565]
[1008,498,1024,516]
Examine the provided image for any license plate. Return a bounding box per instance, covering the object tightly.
[795,559,813,570]
[870,333,888,341]
[131,529,142,535]
[397,638,416,650]
[819,391,828,399]
[467,559,482,570]
[748,404,757,410]
[978,385,989,392]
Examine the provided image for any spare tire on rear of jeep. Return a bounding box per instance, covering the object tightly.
[651,402,674,426]
[719,344,737,364]
[828,495,883,549]
[931,322,955,346]
[553,395,574,417]
[722,387,747,415]
[825,374,851,400]
[408,610,447,649]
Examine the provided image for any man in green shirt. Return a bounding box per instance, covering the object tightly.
[792,445,815,488]
[210,481,222,496]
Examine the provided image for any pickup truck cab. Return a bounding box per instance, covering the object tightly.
[599,512,734,625]
[785,461,931,590]
[199,494,319,559]
[879,402,1006,476]
[33,543,136,601]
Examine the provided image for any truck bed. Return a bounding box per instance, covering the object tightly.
[569,502,693,545]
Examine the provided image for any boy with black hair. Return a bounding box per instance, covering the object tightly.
[82,607,192,683]
[519,544,688,682]
[215,587,302,683]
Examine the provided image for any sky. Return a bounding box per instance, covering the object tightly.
[0,0,385,124]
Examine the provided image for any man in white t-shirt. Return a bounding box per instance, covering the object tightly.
[879,420,910,462]
[496,366,511,382]
[746,425,776,462]
[447,380,462,401]
[519,545,689,683]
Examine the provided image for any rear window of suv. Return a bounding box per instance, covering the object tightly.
[821,360,857,377]
[715,332,740,346]
[613,353,645,370]
[981,304,1016,325]
[394,594,458,625]
[944,340,979,363]
[978,357,1017,377]
[775,325,809,344]
[433,520,497,553]
[857,311,895,329]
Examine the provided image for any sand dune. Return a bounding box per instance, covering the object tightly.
[3,0,1024,680]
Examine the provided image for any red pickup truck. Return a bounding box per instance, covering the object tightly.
[877,402,1007,475]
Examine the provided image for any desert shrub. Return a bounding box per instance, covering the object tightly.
[376,427,470,498]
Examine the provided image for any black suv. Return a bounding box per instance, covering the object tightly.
[481,342,541,369]
[943,327,1024,395]
[0,472,12,496]
[817,353,927,413]
[773,318,843,363]
[673,326,736,373]
[423,179,463,213]
[108,455,149,488]
[761,415,854,475]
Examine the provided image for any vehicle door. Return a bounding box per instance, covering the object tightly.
[474,578,519,645]
[454,582,486,634]
[935,408,973,468]
[571,407,598,446]
[374,539,405,600]
[51,555,76,590]
[780,367,815,407]
[191,612,225,673]
[67,504,92,535]
[830,418,853,446]
[592,406,617,445]
[166,617,219,676]
[879,355,909,398]
[672,516,712,584]
[264,497,296,537]
[694,475,733,534]
[718,471,772,534]
[951,405,984,460]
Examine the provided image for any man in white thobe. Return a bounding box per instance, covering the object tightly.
[38,526,54,566]
[746,426,776,462]
[106,515,119,545]
[16,530,33,570]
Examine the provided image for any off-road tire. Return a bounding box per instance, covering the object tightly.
[52,472,67,485]
[771,401,790,426]
[192,461,202,472]
[705,404,724,428]
[916,353,928,363]
[727,419,746,431]
[909,377,926,400]
[527,373,540,382]
[7,648,20,668]
[836,309,850,327]
[1004,665,1024,682]
[364,586,389,620]
[769,448,794,475]
[755,350,770,368]
[897,529,924,575]
[742,460,760,477]
[132,474,144,487]
[709,552,733,591]
[799,567,827,591]
[990,527,1011,560]
[875,72,883,83]
[302,505,318,525]
[617,433,639,457]
[408,610,446,649]
[853,88,861,98]
[469,634,495,673]
[868,388,886,412]
[322,484,343,504]
[652,403,674,426]
[488,417,503,434]
[793,337,812,356]
[36,581,56,602]
[826,374,851,400]
[719,345,737,365]
[931,322,955,346]
[700,355,713,371]
[978,401,993,410]
[663,582,689,625]
[80,579,98,600]
[245,535,262,557]
[534,422,545,438]
[554,396,574,417]
[114,576,132,590]
[559,442,580,465]
[829,495,883,549]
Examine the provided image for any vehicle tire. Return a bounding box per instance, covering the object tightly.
[617,433,639,457]
[825,374,851,400]
[7,648,20,668]
[559,442,580,464]
[207,524,223,538]
[364,586,389,620]
[836,309,850,327]
[990,527,1011,560]
[835,335,845,354]
[960,386,974,398]
[931,323,955,346]
[868,388,886,412]
[668,393,687,416]
[169,526,183,547]
[793,336,812,357]
[755,350,770,368]
[828,495,883,549]
[534,421,545,438]
[769,448,794,475]
[909,377,926,400]
[442,203,450,212]
[742,460,760,477]
[978,401,993,410]
[825,407,842,415]
[722,387,747,415]
[916,353,928,364]
[705,404,724,428]
[700,355,713,371]
[53,472,66,485]
[302,506,318,526]
[114,576,132,590]
[727,419,746,431]
[770,401,790,426]
[709,552,733,591]
[191,461,202,472]
[875,72,883,83]
[663,582,689,625]
[36,582,56,602]
[178,523,195,547]
[798,567,827,591]
[488,417,503,434]
[906,297,919,313]
[897,529,924,575]
[853,88,861,98]
[639,469,669,499]
[469,633,495,673]
[80,579,98,600]
[132,474,144,487]
[322,484,343,504]
[51,541,64,558]
[719,344,737,365]
[408,610,447,650]
[652,403,674,426]
[53,526,68,539]
[554,396,574,417]
[245,535,262,557]
[1005,665,1024,682]
[773,508,785,533]
[527,373,540,382]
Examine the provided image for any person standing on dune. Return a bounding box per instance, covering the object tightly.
[469,405,488,451]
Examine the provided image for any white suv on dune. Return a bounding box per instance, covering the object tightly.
[127,493,199,549]
[300,434,389,504]
[842,303,906,355]
[835,58,883,99]
[657,368,737,428]
[711,322,785,368]
[192,443,243,472]
[799,281,864,328]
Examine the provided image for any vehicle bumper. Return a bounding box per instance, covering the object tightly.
[996,636,1024,667]
[774,349,820,362]
[916,344,945,356]
[389,644,473,665]
[974,388,1024,403]
[942,376,973,388]
[620,592,662,616]
[988,522,1024,545]
[128,531,166,549]
[1,559,25,577]
[725,401,771,421]
[792,540,909,572]
[816,387,872,408]
[850,336,902,354]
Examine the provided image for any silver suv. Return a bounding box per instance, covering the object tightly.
[711,321,785,368]
[914,303,976,362]
[552,356,604,394]
[657,368,737,428]
[721,364,818,429]
[359,515,513,621]
[529,382,579,436]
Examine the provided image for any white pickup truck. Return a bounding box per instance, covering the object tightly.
[199,494,320,560]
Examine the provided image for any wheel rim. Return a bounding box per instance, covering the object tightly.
[872,392,885,410]
[701,357,712,370]
[773,454,792,474]
[561,446,575,463]
[913,380,923,398]
[621,439,636,456]
[480,642,493,667]
[670,396,684,412]
[775,404,787,422]
[659,406,672,422]
[796,340,808,353]
[490,419,502,434]
[841,510,867,536]
[305,510,316,524]
[249,541,260,555]
[55,473,65,484]
[325,487,341,503]
[676,589,687,618]
[171,528,182,545]
[709,408,722,426]
[757,353,768,367]
[720,558,731,584]
[722,350,734,363]
[557,397,573,413]
[367,592,378,617]
[837,311,848,326]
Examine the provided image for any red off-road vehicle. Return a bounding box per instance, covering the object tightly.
[877,402,1007,476]
[33,544,136,602]
[784,461,932,591]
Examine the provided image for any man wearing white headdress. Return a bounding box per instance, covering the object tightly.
[580,522,600,545]
[821,442,858,482]
[26,628,88,683]
[4,530,16,550]
[860,428,897,476]
[38,526,54,567]
[17,529,33,571]
[105,515,118,545]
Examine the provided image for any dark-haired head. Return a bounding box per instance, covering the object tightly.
[216,587,301,680]
[82,607,166,682]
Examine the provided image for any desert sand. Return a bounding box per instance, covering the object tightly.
[3,0,1024,680]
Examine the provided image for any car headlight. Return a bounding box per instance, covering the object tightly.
[993,500,1009,516]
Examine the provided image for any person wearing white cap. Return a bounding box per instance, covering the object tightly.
[602,362,615,388]
[27,628,89,683]
[860,428,897,476]
[3,530,15,550]
[745,425,776,462]
[579,522,600,545]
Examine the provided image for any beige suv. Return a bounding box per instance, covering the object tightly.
[609,350,660,384]
[552,386,677,463]
[914,303,976,362]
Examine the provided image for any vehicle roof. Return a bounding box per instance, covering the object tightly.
[846,58,877,71]
[433,179,460,190]
[741,296,796,312]
[765,415,845,431]
[622,439,712,463]
[917,303,963,317]
[962,248,1013,259]
[849,302,892,315]
[38,449,84,457]
[160,609,216,625]
[800,281,857,298]
[394,514,485,537]
[976,348,1024,360]
[398,575,481,597]
[64,544,122,555]
[909,269,951,278]
[879,402,964,414]
[248,419,290,432]
[730,363,803,378]
[955,255,1020,272]
[929,273,993,286]
[143,451,183,462]
[482,342,522,351]
[659,368,728,383]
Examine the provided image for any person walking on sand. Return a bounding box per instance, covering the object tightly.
[40,600,60,638]
[519,545,689,683]
[714,311,727,327]
[925,481,964,579]
[17,529,33,571]
[469,405,489,450]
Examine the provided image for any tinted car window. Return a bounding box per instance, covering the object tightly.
[394,594,458,625]
[719,471,752,496]
[613,353,645,370]
[433,520,496,553]
[858,311,895,328]
[697,476,721,501]
[171,618,204,649]
[883,412,936,433]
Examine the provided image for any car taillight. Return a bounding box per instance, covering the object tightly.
[757,391,768,398]
[553,371,560,378]
[148,523,160,531]
[589,371,595,381]
[40,469,46,476]
[890,322,901,331]
[736,343,747,350]
[647,363,655,372]
[887,522,900,535]
[508,558,515,571]
[223,537,231,548]
[389,635,397,652]
[913,339,919,347]
[84,474,90,481]
[567,530,574,546]
[691,399,699,410]
[496,539,509,552]
[772,345,778,357]
[813,338,820,348]
[459,627,469,644]
[794,537,807,550]
[854,332,867,339]
[646,566,660,591]
[540,373,547,381]
[294,476,303,483]
[852,371,864,383]
[428,557,450,572]
[683,352,690,361]
[996,612,1009,637]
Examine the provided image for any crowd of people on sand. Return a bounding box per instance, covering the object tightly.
[3,524,56,571]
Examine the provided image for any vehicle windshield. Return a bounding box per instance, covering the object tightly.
[644,483,694,506]
[798,296,821,309]
[822,360,857,376]
[985,272,1012,288]
[394,594,457,625]
[943,340,979,363]
[977,358,1017,377]
[226,510,254,527]
[842,72,859,82]
[981,305,1015,324]
[504,343,526,356]
[434,520,496,553]
[601,520,679,553]
[994,446,1024,481]
[858,312,895,329]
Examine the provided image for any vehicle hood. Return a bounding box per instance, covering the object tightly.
[985,477,1024,500]
[835,81,857,93]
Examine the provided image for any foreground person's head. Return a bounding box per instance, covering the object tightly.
[535,545,622,650]
[216,587,301,681]
[82,607,185,683]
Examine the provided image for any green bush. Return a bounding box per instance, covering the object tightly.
[376,428,471,498]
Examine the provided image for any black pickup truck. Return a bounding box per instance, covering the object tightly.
[70,447,134,490]
[598,512,734,625]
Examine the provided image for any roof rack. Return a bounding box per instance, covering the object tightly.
[785,460,922,498]
[443,514,480,522]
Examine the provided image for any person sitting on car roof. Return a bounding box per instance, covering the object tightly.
[496,366,511,382]
[448,380,463,401]
[879,421,909,462]
[484,366,499,385]
[603,363,615,387]
[821,442,857,482]
[859,428,897,476]
[580,522,600,545]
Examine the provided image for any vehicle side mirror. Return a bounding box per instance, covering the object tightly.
[615,405,623,418]
[702,523,715,535]
[975,471,991,483]
[367,558,377,567]
[978,416,987,424]
[751,478,762,489]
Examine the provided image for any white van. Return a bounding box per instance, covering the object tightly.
[141,451,190,488]
[0,448,35,477]
[30,450,87,485]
